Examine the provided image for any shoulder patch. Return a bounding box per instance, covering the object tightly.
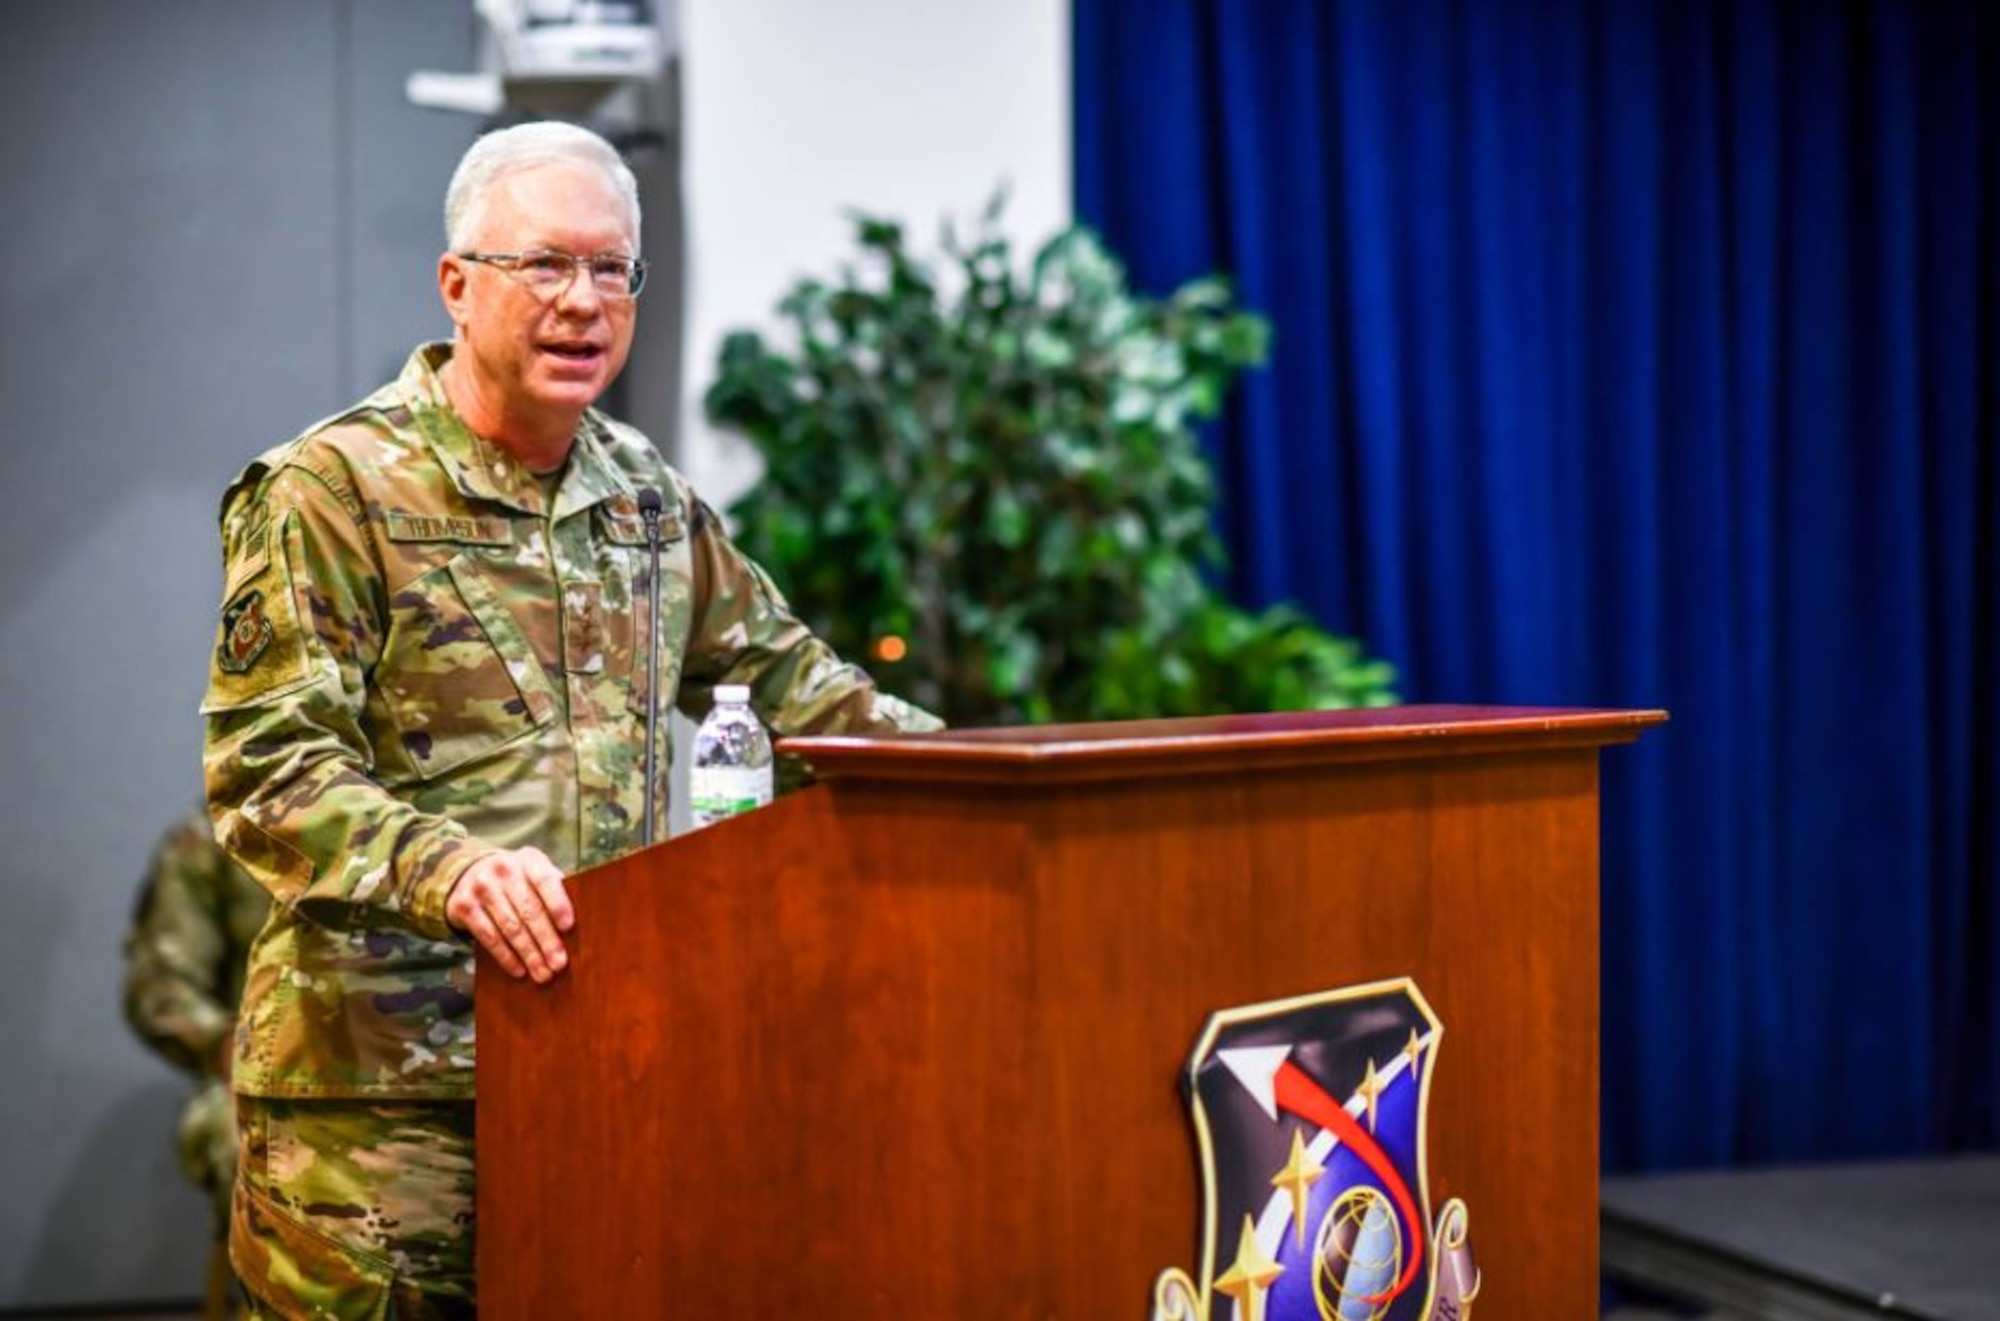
[217,587,275,673]
[201,512,314,713]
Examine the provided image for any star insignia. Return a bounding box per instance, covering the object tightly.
[1355,1057,1386,1133]
[1213,1215,1284,1321]
[1271,1129,1326,1250]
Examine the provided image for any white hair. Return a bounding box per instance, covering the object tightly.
[444,121,641,252]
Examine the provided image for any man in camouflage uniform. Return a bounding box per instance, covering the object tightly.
[122,806,272,1292]
[201,121,939,1318]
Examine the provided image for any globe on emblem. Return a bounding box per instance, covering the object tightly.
[1312,1185,1403,1321]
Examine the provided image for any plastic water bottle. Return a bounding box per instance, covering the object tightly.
[688,684,773,829]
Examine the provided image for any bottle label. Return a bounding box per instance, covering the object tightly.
[688,765,774,828]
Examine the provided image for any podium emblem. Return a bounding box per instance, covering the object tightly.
[1152,978,1480,1321]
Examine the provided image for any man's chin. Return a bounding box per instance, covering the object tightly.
[530,373,613,413]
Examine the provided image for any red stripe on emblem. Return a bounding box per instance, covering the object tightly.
[1273,1058,1425,1304]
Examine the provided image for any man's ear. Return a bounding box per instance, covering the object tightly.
[438,253,469,329]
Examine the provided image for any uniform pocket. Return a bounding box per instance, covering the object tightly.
[377,553,551,781]
[232,1179,394,1321]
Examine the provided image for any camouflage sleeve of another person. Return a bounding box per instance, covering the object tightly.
[122,811,239,1077]
[677,495,943,736]
[201,461,493,940]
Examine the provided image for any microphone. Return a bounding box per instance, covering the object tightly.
[637,487,665,846]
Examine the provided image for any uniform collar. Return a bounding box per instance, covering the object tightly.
[397,342,635,520]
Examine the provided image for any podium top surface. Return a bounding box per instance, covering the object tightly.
[782,703,1666,787]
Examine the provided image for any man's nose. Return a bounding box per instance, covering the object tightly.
[554,269,605,313]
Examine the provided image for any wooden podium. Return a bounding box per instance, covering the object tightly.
[480,705,1663,1318]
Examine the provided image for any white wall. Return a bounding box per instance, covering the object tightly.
[676,0,1072,505]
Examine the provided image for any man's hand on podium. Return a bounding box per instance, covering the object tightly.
[446,847,575,984]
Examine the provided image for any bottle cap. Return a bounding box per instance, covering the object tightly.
[714,684,751,705]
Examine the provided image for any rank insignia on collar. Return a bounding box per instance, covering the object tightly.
[1152,978,1480,1321]
[217,588,275,674]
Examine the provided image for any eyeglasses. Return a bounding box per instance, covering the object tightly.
[458,249,649,300]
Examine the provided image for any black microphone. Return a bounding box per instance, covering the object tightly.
[637,487,665,847]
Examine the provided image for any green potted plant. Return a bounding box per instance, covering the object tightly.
[704,204,1396,726]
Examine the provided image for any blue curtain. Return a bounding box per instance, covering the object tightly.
[1076,0,1999,1173]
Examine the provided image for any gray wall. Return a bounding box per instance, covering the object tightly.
[0,2,480,1305]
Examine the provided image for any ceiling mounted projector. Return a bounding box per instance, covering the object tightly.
[408,0,672,120]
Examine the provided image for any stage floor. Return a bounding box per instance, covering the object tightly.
[1602,1154,2000,1320]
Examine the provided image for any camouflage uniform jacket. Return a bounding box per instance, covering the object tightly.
[202,343,939,1100]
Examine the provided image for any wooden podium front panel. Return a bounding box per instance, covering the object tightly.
[480,727,1615,1318]
[1027,750,1601,1320]
[479,783,1053,1315]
